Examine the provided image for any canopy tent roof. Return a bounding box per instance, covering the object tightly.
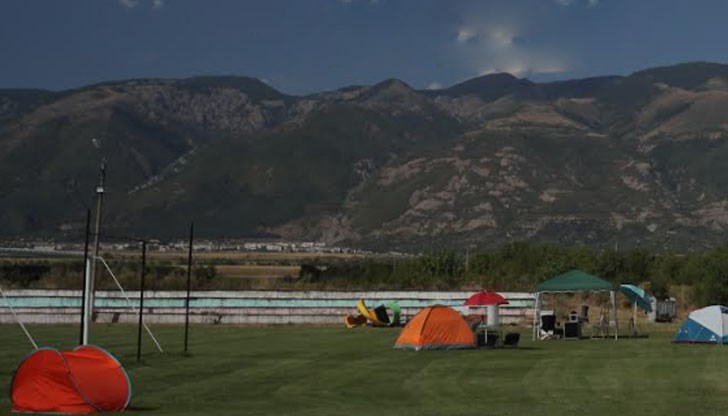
[536,270,614,293]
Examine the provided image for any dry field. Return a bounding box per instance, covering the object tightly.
[213,264,301,279]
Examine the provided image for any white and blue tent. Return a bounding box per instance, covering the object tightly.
[674,305,728,344]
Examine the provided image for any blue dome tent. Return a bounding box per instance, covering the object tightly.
[674,305,728,344]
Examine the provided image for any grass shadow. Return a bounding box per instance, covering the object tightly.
[127,406,161,412]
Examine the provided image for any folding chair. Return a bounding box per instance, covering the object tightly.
[540,314,562,340]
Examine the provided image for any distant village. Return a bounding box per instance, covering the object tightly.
[0,239,377,256]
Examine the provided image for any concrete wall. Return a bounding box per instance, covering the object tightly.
[0,290,535,325]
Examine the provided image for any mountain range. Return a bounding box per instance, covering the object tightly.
[3,62,728,251]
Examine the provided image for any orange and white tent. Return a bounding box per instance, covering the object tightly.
[11,345,131,414]
[394,305,476,350]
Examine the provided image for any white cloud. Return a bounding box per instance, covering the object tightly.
[476,57,568,78]
[119,0,164,9]
[119,0,139,8]
[555,0,600,7]
[456,28,477,43]
[455,26,518,48]
[427,82,443,90]
[487,29,517,47]
[336,0,383,4]
[451,10,570,80]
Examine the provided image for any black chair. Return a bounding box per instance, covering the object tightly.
[541,314,556,331]
[540,315,562,340]
[504,332,520,347]
[476,331,499,347]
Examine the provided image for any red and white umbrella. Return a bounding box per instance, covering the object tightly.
[464,291,509,306]
[465,291,509,340]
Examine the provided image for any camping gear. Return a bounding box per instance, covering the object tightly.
[386,302,401,326]
[348,299,401,328]
[539,314,561,340]
[503,332,520,347]
[356,299,387,327]
[477,331,499,347]
[374,305,390,324]
[394,305,476,350]
[673,305,728,344]
[344,314,367,328]
[649,297,678,322]
[564,322,581,338]
[533,270,618,340]
[11,345,130,414]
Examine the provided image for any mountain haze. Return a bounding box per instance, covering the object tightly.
[3,62,728,251]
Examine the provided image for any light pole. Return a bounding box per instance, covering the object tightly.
[83,160,105,344]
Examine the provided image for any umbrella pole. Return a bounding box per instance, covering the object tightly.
[633,302,637,336]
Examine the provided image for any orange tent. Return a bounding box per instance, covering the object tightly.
[11,345,131,414]
[394,305,476,350]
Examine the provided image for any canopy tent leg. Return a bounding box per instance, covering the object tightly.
[611,290,618,340]
[532,292,541,341]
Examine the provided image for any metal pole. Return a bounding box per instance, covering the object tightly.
[97,256,163,352]
[611,290,619,340]
[80,209,91,345]
[533,292,541,341]
[87,161,106,340]
[137,240,147,363]
[184,222,194,354]
[0,285,38,350]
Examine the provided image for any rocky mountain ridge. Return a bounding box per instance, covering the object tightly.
[2,62,728,251]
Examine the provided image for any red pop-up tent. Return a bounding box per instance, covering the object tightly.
[11,345,131,414]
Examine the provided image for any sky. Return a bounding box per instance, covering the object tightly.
[1,0,728,95]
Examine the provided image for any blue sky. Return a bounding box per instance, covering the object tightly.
[1,0,727,94]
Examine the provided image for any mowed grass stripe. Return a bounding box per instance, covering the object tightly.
[1,325,728,415]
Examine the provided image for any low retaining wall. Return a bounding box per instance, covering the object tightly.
[0,290,536,325]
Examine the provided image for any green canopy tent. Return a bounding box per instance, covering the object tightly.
[532,270,618,340]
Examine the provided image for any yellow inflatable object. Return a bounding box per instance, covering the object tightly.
[356,299,387,326]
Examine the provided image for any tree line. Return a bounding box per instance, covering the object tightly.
[301,242,728,306]
[3,241,728,306]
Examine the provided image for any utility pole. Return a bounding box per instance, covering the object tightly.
[137,240,147,363]
[184,222,194,354]
[84,160,105,344]
[80,209,91,345]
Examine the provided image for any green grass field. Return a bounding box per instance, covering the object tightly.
[1,324,727,416]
